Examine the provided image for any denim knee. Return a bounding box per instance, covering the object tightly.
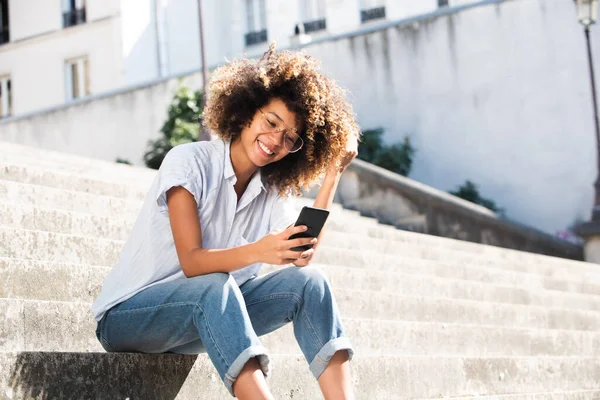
[287,266,331,297]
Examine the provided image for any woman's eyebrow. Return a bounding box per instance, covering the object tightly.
[267,111,297,132]
[267,111,284,123]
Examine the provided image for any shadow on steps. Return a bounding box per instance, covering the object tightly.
[6,352,197,399]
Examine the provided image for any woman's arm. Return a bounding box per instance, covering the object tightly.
[293,136,358,266]
[311,171,342,251]
[167,186,256,277]
[167,186,316,277]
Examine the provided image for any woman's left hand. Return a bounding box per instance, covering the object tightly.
[329,133,359,175]
[293,248,315,267]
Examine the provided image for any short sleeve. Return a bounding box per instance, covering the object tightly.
[155,145,203,214]
[269,193,298,232]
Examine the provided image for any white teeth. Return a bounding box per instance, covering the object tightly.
[258,141,273,155]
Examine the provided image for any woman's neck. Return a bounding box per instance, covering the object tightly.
[229,138,258,188]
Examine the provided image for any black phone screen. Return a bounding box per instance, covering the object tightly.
[288,206,330,251]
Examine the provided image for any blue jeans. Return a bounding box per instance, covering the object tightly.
[95,266,354,397]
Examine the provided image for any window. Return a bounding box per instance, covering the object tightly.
[360,0,386,23]
[245,0,267,46]
[296,0,326,34]
[438,0,449,7]
[65,57,89,101]
[0,0,9,45]
[62,0,86,28]
[0,75,12,119]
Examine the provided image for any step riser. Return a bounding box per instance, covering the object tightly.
[3,259,600,314]
[2,226,600,298]
[3,300,600,357]
[0,175,591,275]
[415,392,600,400]
[0,181,142,219]
[1,197,596,286]
[0,142,157,180]
[0,164,149,201]
[1,352,599,399]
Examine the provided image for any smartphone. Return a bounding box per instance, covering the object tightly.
[288,206,330,251]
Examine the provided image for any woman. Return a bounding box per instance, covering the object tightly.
[91,45,360,399]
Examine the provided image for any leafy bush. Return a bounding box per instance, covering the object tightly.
[144,82,203,169]
[357,128,416,177]
[115,158,132,165]
[449,180,504,214]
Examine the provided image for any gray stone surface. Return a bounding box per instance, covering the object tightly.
[3,298,600,358]
[4,257,600,313]
[1,352,600,399]
[2,146,600,398]
[337,160,583,260]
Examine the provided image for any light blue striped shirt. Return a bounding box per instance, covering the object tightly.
[91,139,297,321]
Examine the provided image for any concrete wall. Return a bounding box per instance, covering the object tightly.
[299,0,596,235]
[0,73,204,168]
[334,158,583,260]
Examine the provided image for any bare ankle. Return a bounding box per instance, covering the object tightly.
[233,357,274,400]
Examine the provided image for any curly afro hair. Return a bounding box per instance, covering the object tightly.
[202,43,360,196]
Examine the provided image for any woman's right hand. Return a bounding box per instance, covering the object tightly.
[253,225,318,265]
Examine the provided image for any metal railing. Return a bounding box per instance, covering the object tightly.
[63,8,86,28]
[245,29,267,46]
[360,6,386,23]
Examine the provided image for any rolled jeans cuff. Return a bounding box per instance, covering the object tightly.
[224,345,270,397]
[309,337,354,380]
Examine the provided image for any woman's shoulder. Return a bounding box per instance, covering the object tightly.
[164,139,225,168]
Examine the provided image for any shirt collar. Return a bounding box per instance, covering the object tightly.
[223,139,266,192]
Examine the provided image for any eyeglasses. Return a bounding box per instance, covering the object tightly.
[258,109,304,153]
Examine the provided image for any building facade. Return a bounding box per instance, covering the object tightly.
[0,0,473,119]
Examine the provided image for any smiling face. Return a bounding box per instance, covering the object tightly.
[237,97,301,167]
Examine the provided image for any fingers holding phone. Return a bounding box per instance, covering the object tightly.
[254,225,317,265]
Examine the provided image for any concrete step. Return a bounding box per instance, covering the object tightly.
[322,232,600,284]
[2,207,599,300]
[0,352,598,399]
[0,180,143,219]
[0,163,149,201]
[3,226,599,299]
[1,179,587,281]
[0,180,353,225]
[4,256,600,314]
[0,190,596,280]
[0,147,582,262]
[3,278,600,332]
[2,297,600,357]
[2,226,600,309]
[0,141,157,183]
[415,391,600,400]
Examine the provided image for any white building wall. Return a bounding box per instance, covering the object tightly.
[302,0,595,233]
[0,17,123,115]
[386,0,439,21]
[86,0,121,21]
[120,0,159,85]
[164,0,200,75]
[9,0,61,41]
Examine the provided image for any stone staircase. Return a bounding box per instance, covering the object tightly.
[1,140,600,399]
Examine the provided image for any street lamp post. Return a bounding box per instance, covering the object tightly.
[575,0,600,262]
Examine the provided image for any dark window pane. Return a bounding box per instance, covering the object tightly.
[360,6,385,23]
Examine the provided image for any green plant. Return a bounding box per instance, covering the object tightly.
[144,82,203,169]
[450,180,504,214]
[115,158,132,165]
[358,128,416,176]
